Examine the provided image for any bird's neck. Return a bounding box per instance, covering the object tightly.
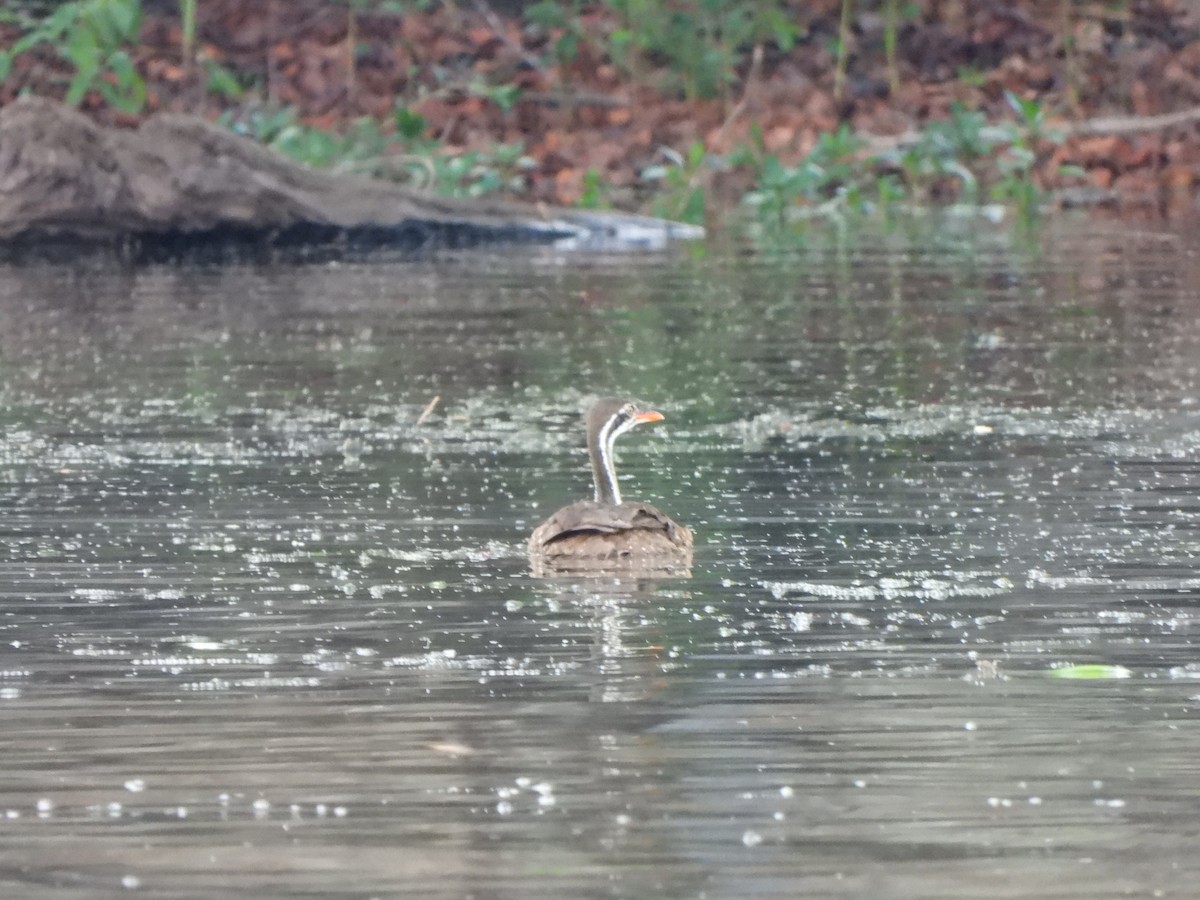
[589,420,622,505]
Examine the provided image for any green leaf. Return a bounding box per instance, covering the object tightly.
[679,187,705,225]
[63,19,102,106]
[83,8,118,51]
[578,168,608,209]
[107,0,142,41]
[524,0,567,29]
[106,48,134,82]
[0,51,10,84]
[86,0,141,48]
[1004,90,1043,128]
[64,21,100,69]
[1049,664,1132,680]
[65,62,98,106]
[608,28,633,56]
[554,32,578,63]
[488,83,521,112]
[205,62,244,99]
[394,107,427,141]
[46,3,84,40]
[100,49,146,112]
[12,31,49,56]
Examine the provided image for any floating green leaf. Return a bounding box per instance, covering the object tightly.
[1049,664,1133,680]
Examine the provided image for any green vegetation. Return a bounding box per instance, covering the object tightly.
[219,87,1067,231]
[0,0,1088,235]
[526,0,803,101]
[642,141,709,224]
[221,105,535,199]
[0,0,145,112]
[605,0,802,101]
[731,91,1075,233]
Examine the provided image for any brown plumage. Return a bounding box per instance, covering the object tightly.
[529,398,693,574]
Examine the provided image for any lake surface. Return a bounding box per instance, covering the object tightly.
[2,219,1200,898]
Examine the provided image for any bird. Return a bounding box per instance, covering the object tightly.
[529,398,693,573]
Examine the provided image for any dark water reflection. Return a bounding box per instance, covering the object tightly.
[2,221,1200,897]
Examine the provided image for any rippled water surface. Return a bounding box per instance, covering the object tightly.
[3,221,1200,898]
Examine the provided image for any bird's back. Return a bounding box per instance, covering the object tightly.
[529,500,693,560]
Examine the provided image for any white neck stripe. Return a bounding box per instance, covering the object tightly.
[594,413,624,504]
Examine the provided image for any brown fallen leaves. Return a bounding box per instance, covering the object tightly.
[2,0,1200,215]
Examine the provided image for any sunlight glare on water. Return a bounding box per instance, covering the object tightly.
[2,221,1200,897]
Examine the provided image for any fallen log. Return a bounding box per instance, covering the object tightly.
[0,97,702,259]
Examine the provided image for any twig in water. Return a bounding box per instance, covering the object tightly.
[416,395,441,426]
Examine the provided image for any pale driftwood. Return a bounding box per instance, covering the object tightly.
[1064,105,1200,137]
[863,103,1200,157]
[0,97,701,252]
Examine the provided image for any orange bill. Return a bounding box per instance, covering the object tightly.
[635,410,665,424]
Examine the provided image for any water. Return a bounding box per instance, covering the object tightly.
[2,221,1199,898]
